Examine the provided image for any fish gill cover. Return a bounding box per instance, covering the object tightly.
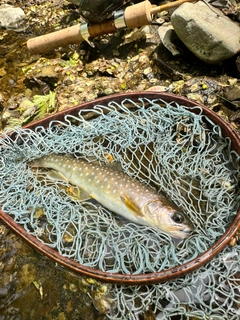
[0,97,239,319]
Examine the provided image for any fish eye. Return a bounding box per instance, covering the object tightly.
[171,212,185,224]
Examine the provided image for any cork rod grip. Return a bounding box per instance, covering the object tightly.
[27,20,117,54]
[27,24,84,54]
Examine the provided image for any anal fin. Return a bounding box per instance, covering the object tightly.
[67,186,91,201]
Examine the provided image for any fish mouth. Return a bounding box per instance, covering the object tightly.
[170,227,193,239]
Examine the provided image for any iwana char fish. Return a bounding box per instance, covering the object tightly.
[28,154,194,239]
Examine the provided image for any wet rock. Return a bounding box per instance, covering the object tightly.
[79,305,98,320]
[224,85,240,109]
[236,56,240,74]
[4,256,16,271]
[0,4,25,30]
[17,263,37,291]
[224,85,240,102]
[0,287,8,298]
[24,64,59,93]
[171,1,240,64]
[146,85,167,92]
[158,23,181,56]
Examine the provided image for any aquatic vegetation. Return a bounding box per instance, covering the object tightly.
[32,90,56,118]
[6,91,56,128]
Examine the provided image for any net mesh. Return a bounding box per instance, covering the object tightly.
[108,243,240,319]
[0,97,239,318]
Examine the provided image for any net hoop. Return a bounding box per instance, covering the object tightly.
[0,92,239,285]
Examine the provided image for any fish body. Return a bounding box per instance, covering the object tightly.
[28,154,194,238]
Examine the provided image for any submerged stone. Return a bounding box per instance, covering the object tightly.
[171,1,240,64]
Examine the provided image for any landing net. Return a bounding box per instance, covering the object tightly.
[0,97,239,318]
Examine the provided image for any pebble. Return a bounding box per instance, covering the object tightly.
[171,2,240,63]
[0,287,8,298]
[224,85,240,102]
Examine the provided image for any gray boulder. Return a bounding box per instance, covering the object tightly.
[171,1,240,64]
[0,4,25,30]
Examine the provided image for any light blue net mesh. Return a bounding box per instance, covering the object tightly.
[106,243,240,319]
[0,97,239,318]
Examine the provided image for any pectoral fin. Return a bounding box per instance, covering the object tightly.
[120,194,144,217]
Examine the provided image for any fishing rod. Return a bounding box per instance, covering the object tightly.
[27,0,196,54]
